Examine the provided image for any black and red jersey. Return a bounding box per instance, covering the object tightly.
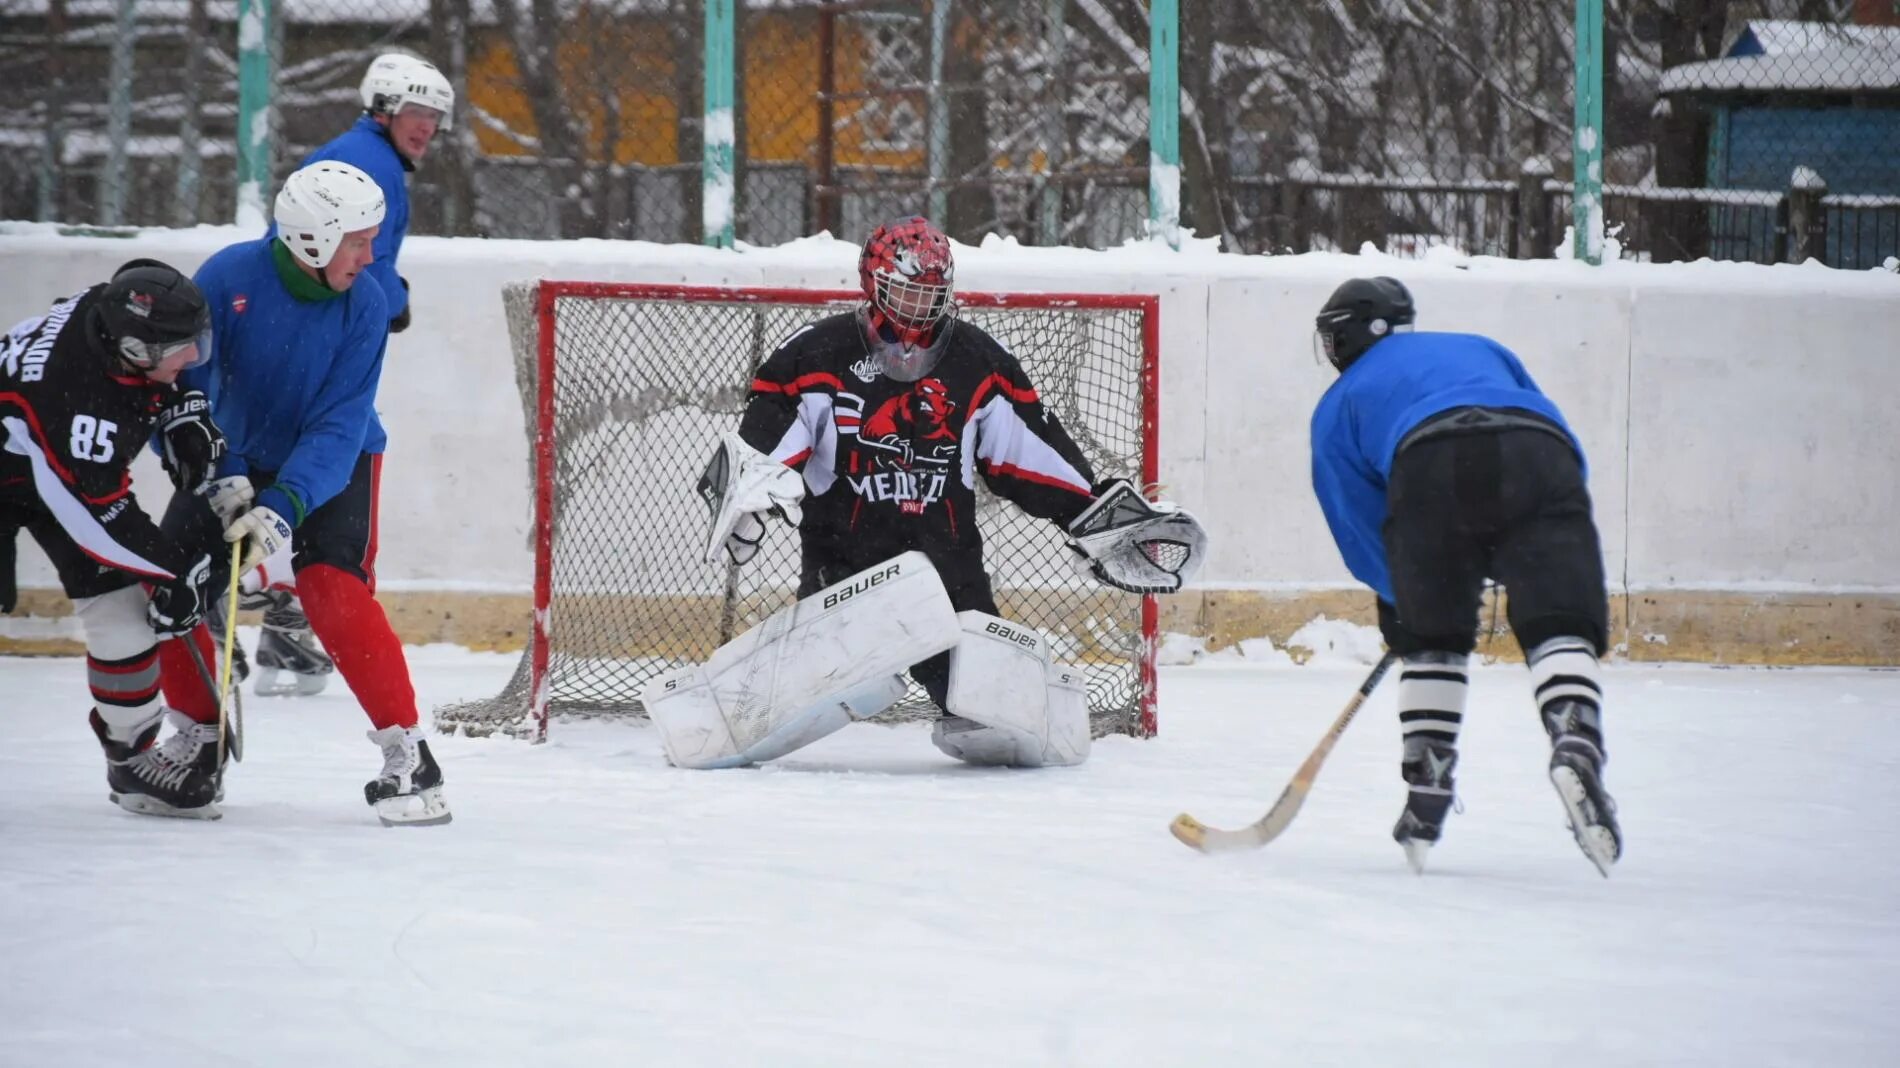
[0,286,187,582]
[738,311,1097,581]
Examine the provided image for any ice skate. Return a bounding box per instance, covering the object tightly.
[91,708,221,820]
[1543,699,1621,876]
[364,725,451,827]
[1392,739,1457,874]
[254,594,334,697]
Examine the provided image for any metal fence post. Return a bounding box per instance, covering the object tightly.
[235,0,273,229]
[1147,0,1180,249]
[1787,166,1827,265]
[1518,155,1554,259]
[1035,0,1068,247]
[36,0,67,222]
[1571,0,1604,264]
[703,0,736,249]
[100,0,137,226]
[927,0,954,226]
[173,0,210,226]
[1282,159,1315,253]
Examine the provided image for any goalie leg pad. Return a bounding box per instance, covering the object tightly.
[933,612,1091,768]
[643,552,959,769]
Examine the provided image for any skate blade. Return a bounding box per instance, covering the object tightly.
[110,791,222,821]
[373,787,453,828]
[254,668,330,698]
[1550,766,1618,878]
[1401,838,1432,875]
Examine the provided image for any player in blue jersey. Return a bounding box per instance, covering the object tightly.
[164,160,449,826]
[232,52,455,694]
[1309,276,1619,876]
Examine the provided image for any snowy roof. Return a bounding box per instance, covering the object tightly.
[1660,45,1900,95]
[1727,19,1900,57]
[3,0,824,21]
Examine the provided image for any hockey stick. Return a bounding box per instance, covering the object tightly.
[1170,652,1397,853]
[214,539,244,767]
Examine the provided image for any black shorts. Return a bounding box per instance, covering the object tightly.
[0,494,142,600]
[796,537,996,713]
[163,452,385,596]
[1381,426,1608,657]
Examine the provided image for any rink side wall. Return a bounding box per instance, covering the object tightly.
[1,227,1895,664]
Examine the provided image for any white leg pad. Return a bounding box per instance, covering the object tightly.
[642,552,959,769]
[933,612,1091,768]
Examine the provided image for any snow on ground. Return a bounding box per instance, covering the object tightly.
[3,644,1898,1067]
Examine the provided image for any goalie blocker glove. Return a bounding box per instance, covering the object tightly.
[1066,480,1208,594]
[696,431,806,566]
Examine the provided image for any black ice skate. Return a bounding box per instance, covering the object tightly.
[91,708,221,819]
[1543,700,1622,877]
[1392,740,1458,874]
[255,594,334,697]
[364,725,451,827]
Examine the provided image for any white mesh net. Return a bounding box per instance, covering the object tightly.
[433,282,1157,740]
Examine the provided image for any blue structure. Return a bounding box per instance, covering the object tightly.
[1659,20,1900,268]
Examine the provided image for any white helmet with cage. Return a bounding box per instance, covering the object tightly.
[360,52,455,129]
[273,161,387,270]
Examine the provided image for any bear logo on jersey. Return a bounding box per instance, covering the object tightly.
[861,378,957,469]
[849,378,960,515]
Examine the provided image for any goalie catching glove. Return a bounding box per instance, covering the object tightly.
[697,431,806,565]
[1066,480,1208,594]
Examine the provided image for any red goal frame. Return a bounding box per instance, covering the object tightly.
[525,281,1162,740]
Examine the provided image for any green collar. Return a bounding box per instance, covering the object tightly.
[271,240,343,302]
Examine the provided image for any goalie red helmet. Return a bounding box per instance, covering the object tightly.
[859,216,955,346]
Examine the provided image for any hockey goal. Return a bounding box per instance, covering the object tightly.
[433,281,1160,742]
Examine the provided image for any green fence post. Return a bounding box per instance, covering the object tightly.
[234,0,272,229]
[1572,0,1604,264]
[1148,0,1180,249]
[704,0,736,249]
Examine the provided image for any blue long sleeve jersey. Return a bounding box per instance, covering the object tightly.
[1308,331,1583,604]
[295,115,411,321]
[187,238,389,525]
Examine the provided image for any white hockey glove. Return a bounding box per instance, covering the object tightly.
[1066,480,1208,595]
[696,431,806,566]
[225,505,293,577]
[202,475,256,528]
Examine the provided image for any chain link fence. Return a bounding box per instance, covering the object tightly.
[2,0,1895,266]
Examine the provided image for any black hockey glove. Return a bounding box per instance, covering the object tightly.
[157,388,225,495]
[389,276,412,334]
[0,526,16,614]
[147,554,213,638]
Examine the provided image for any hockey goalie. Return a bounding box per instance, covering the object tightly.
[641,216,1206,770]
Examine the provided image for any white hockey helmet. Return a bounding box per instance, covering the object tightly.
[360,52,454,129]
[274,161,387,270]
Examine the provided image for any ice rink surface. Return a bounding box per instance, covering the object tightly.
[3,643,1897,1068]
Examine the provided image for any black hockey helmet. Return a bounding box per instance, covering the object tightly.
[93,258,212,372]
[1314,276,1415,372]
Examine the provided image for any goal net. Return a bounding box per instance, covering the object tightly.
[433,281,1159,742]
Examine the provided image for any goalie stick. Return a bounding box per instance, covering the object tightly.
[1170,652,1396,853]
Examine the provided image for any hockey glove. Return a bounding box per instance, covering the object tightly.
[147,553,214,638]
[697,431,805,566]
[225,505,293,577]
[1066,480,1209,595]
[157,389,225,495]
[203,475,256,528]
[389,277,412,334]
